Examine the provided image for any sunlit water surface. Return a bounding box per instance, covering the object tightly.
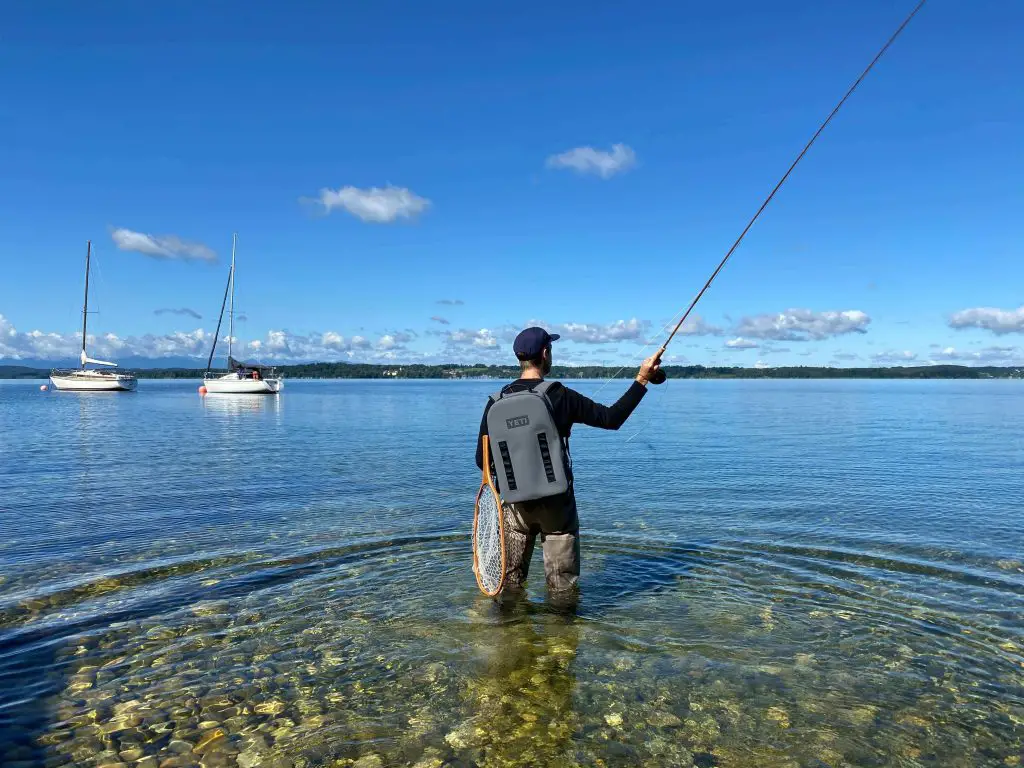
[1,379,1022,768]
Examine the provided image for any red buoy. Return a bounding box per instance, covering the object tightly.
[40,384,49,392]
[198,385,208,395]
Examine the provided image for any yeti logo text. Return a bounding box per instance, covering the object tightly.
[506,415,530,429]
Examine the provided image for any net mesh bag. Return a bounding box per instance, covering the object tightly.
[474,486,504,596]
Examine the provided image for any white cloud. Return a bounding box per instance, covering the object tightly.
[733,309,870,341]
[155,307,202,320]
[674,314,723,337]
[0,313,419,365]
[871,350,918,364]
[436,299,464,306]
[102,332,125,350]
[545,143,637,179]
[313,185,430,223]
[146,329,210,357]
[373,331,415,351]
[754,360,770,370]
[929,345,1022,364]
[111,228,216,263]
[661,353,689,365]
[433,315,715,357]
[229,330,391,361]
[549,318,649,344]
[0,313,215,361]
[265,331,288,351]
[321,331,345,349]
[832,352,860,361]
[447,328,499,349]
[948,306,1024,335]
[430,315,450,325]
[725,337,759,350]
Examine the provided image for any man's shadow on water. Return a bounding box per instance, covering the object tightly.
[458,590,582,766]
[453,543,705,765]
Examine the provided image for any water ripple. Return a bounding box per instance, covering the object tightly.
[0,379,1022,766]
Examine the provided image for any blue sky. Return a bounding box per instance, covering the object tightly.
[1,0,1022,367]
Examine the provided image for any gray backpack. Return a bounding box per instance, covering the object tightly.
[485,381,570,503]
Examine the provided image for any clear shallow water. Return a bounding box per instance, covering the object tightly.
[0,378,1022,768]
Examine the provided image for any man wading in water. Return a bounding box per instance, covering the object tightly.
[475,326,662,597]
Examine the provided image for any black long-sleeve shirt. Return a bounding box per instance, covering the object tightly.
[474,378,648,470]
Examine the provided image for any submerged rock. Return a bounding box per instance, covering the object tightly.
[236,752,263,768]
[254,701,286,716]
[168,739,195,754]
[158,757,198,768]
[765,706,790,729]
[199,754,234,768]
[37,727,74,746]
[648,711,683,728]
[409,747,445,768]
[604,712,624,727]
[194,729,227,754]
[444,722,484,750]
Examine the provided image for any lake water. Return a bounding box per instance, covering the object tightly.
[0,378,1022,768]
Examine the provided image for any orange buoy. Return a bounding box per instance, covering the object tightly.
[40,384,49,391]
[198,385,208,395]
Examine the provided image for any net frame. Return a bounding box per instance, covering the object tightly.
[473,435,506,597]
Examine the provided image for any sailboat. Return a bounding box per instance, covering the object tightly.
[49,241,138,392]
[202,234,283,395]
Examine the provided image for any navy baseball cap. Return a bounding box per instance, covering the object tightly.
[513,326,560,359]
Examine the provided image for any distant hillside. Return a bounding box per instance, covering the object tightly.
[0,366,49,379]
[3,363,1022,380]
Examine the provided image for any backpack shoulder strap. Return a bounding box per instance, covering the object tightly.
[530,380,572,456]
[490,381,517,402]
[532,380,556,395]
[530,380,561,410]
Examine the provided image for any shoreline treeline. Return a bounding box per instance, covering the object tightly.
[2,363,1021,380]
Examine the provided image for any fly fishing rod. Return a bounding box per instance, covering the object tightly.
[647,0,928,384]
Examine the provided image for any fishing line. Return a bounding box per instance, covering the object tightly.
[594,0,928,408]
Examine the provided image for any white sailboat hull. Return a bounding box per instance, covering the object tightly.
[50,371,138,392]
[203,375,283,395]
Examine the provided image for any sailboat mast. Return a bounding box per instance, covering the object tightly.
[227,233,236,366]
[81,240,91,369]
